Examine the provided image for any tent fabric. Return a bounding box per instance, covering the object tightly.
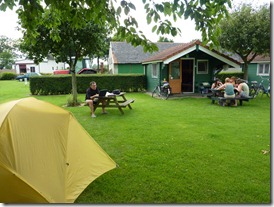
[0,97,116,203]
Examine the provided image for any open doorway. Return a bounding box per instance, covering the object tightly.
[181,59,194,92]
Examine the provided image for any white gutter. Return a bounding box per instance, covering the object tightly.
[198,46,240,68]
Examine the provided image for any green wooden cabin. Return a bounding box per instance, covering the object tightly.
[108,41,270,93]
[142,40,241,94]
[244,55,270,88]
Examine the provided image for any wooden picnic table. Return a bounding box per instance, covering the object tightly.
[207,89,252,106]
[94,92,134,114]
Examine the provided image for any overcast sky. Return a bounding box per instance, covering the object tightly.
[0,0,270,42]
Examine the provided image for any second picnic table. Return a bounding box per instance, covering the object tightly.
[208,88,252,106]
[94,92,134,114]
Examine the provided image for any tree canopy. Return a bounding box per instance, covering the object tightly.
[19,7,110,106]
[217,3,270,80]
[20,9,109,71]
[0,36,18,69]
[1,0,232,51]
[0,0,232,105]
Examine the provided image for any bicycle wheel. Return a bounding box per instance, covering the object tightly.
[267,87,271,97]
[160,89,168,99]
[152,86,161,98]
[249,86,258,98]
[259,85,270,98]
[160,88,171,100]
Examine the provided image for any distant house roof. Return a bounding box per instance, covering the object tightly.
[142,40,241,68]
[110,41,181,64]
[220,52,270,63]
[110,40,270,67]
[247,54,270,63]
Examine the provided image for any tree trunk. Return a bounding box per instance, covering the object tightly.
[70,64,79,106]
[243,61,249,80]
[97,57,99,72]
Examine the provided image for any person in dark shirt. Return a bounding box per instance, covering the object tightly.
[211,78,223,89]
[85,81,107,118]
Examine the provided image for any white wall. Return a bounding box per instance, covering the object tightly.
[39,60,67,73]
[15,59,67,74]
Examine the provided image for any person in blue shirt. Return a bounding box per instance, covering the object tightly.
[217,77,237,106]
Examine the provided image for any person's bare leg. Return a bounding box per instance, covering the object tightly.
[87,100,96,117]
[102,100,107,114]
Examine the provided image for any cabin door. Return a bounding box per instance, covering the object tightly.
[168,61,181,94]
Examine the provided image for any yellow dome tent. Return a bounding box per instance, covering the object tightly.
[0,97,116,203]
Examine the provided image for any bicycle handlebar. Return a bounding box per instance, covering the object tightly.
[259,75,270,82]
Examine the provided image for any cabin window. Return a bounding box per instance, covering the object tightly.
[30,67,35,72]
[152,64,158,78]
[257,63,270,76]
[197,60,208,74]
[170,61,180,79]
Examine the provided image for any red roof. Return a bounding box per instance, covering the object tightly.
[142,40,241,65]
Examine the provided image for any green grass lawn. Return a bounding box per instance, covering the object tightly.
[0,80,271,204]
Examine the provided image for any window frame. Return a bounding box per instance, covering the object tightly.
[196,59,208,74]
[151,64,158,78]
[30,66,35,72]
[257,63,270,76]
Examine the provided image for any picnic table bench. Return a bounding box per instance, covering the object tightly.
[208,95,253,106]
[207,89,253,106]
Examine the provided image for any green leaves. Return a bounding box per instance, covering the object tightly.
[217,3,270,79]
[152,25,157,33]
[0,36,17,68]
[128,2,136,10]
[1,0,233,55]
[120,0,135,15]
[0,0,15,11]
[124,6,130,15]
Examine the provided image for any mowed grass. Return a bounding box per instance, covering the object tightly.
[0,80,270,204]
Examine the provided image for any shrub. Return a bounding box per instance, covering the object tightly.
[29,74,147,95]
[0,72,17,80]
[216,72,244,82]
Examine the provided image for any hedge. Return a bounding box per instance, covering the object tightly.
[0,72,17,80]
[216,72,244,83]
[29,74,147,95]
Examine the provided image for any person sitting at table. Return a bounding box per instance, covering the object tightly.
[236,79,250,98]
[230,76,238,87]
[217,77,237,106]
[85,81,107,118]
[211,78,223,89]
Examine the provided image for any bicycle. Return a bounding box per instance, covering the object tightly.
[151,81,172,100]
[249,76,270,98]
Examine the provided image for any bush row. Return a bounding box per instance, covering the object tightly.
[0,72,17,80]
[216,72,244,83]
[29,74,147,95]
